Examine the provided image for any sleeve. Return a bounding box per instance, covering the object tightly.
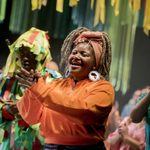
[17,89,43,125]
[30,79,115,124]
[28,77,52,98]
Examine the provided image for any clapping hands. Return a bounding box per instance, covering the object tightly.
[15,68,41,89]
[118,116,132,139]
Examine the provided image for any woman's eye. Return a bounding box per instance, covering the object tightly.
[81,52,88,57]
[72,51,77,55]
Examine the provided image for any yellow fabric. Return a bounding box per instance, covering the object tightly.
[94,0,105,26]
[143,0,150,35]
[2,27,52,77]
[0,129,4,143]
[56,0,64,13]
[129,0,141,12]
[100,0,105,24]
[42,0,47,6]
[3,46,19,77]
[90,0,94,9]
[105,0,139,94]
[133,0,141,11]
[0,0,7,22]
[31,0,38,10]
[69,0,79,7]
[111,0,119,16]
[94,0,100,26]
[31,0,47,10]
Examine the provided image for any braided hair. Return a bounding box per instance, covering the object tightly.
[59,28,112,80]
[98,32,112,80]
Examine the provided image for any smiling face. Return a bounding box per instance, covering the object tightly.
[19,46,37,71]
[68,42,96,81]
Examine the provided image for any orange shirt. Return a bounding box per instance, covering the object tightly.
[17,77,115,145]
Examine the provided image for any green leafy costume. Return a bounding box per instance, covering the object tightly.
[0,27,61,150]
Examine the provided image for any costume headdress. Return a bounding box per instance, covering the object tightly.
[3,27,52,77]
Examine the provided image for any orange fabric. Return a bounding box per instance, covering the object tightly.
[17,77,115,145]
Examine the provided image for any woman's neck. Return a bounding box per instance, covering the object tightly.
[71,75,88,83]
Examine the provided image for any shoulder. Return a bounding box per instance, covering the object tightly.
[89,80,115,102]
[90,80,114,93]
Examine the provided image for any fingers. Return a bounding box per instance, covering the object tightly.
[15,67,43,89]
[34,70,42,79]
[18,82,31,89]
[18,68,31,77]
[16,68,34,81]
[16,74,33,86]
[15,74,29,83]
[118,124,128,136]
[15,67,37,88]
[5,104,18,115]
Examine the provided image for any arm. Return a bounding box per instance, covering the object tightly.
[17,90,43,125]
[122,135,141,150]
[106,130,122,146]
[130,91,150,123]
[118,123,142,150]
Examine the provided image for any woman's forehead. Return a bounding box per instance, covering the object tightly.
[73,42,93,51]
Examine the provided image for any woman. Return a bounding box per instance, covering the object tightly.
[16,27,115,150]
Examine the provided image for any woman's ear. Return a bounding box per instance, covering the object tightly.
[93,66,96,70]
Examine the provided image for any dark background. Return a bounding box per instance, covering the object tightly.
[0,1,150,113]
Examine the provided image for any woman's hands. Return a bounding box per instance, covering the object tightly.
[118,116,132,138]
[15,68,41,89]
[118,123,128,138]
[2,101,21,119]
[5,103,19,115]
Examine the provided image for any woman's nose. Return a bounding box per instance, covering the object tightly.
[73,53,80,59]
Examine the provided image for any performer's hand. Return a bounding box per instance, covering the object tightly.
[4,102,18,115]
[15,68,40,89]
[118,123,128,137]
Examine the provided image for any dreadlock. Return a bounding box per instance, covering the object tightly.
[98,32,112,80]
[59,27,89,75]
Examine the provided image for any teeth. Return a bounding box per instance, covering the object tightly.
[70,59,81,65]
[71,61,80,65]
[72,63,80,66]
